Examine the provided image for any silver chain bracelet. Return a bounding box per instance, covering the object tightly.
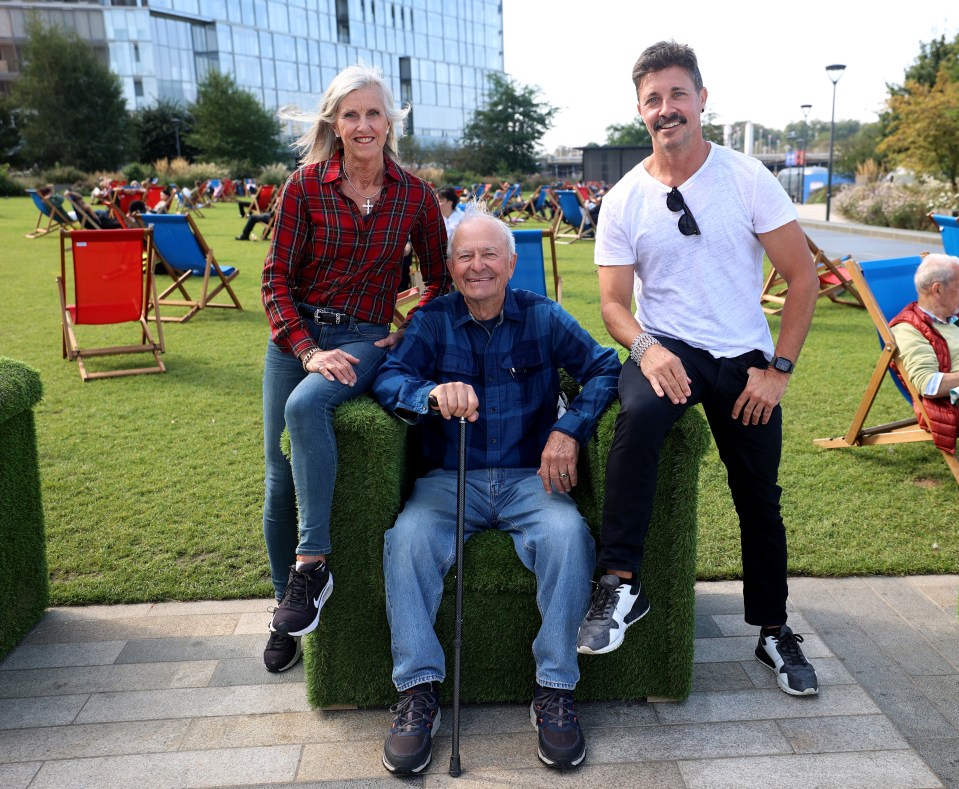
[629,333,661,367]
[301,347,320,371]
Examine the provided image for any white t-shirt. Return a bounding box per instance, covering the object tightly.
[444,207,464,236]
[595,142,796,358]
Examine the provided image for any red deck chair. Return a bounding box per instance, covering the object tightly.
[57,228,166,381]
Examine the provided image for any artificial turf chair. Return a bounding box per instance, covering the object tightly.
[0,358,48,660]
[300,388,710,708]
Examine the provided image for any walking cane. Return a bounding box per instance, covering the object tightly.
[449,415,467,777]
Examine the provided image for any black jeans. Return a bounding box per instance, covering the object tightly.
[600,336,788,626]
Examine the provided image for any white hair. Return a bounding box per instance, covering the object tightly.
[447,199,516,260]
[915,253,959,293]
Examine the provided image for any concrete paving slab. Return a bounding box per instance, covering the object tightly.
[0,661,217,698]
[910,736,959,789]
[677,750,942,789]
[422,761,687,788]
[23,614,240,644]
[208,657,305,686]
[691,660,756,692]
[0,762,41,789]
[114,634,263,664]
[711,612,813,637]
[0,695,87,730]
[694,633,833,664]
[28,744,302,789]
[654,685,878,725]
[0,719,189,762]
[587,719,790,762]
[146,599,272,617]
[74,683,311,724]
[694,615,723,638]
[777,713,909,753]
[180,710,386,749]
[913,675,959,728]
[0,640,126,671]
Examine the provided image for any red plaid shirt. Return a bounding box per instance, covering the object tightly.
[262,152,451,356]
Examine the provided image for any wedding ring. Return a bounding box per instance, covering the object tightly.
[559,473,569,479]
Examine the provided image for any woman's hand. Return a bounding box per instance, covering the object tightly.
[302,348,361,385]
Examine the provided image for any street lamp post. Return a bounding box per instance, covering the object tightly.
[786,132,797,202]
[825,64,846,221]
[799,103,811,205]
[172,116,182,159]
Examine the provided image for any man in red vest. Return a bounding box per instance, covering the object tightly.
[890,253,959,453]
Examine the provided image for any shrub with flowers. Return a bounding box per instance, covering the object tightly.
[834,177,959,230]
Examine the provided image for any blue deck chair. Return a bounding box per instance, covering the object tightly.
[814,255,959,483]
[491,183,521,218]
[929,214,959,257]
[137,213,242,323]
[552,189,596,243]
[510,228,561,303]
[25,189,77,239]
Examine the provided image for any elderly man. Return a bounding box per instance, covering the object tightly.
[578,40,821,698]
[371,202,620,775]
[890,253,959,452]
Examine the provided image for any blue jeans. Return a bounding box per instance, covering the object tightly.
[383,468,595,692]
[262,318,389,600]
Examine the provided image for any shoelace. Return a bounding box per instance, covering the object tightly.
[773,630,810,665]
[390,689,437,732]
[280,568,308,609]
[534,688,577,729]
[584,581,617,622]
[266,630,293,649]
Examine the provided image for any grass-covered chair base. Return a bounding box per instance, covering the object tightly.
[0,358,49,660]
[302,394,709,708]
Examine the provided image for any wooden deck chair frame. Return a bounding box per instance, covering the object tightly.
[65,192,104,230]
[760,232,865,315]
[57,228,166,381]
[137,212,243,323]
[552,189,596,243]
[813,255,959,483]
[25,189,77,238]
[391,287,421,330]
[510,228,562,303]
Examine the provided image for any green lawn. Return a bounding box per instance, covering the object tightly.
[0,195,955,606]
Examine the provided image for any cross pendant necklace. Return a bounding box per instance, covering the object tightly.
[342,167,378,215]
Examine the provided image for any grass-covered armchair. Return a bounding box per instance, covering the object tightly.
[302,392,709,708]
[0,358,48,660]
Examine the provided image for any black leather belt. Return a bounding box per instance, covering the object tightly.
[298,305,352,325]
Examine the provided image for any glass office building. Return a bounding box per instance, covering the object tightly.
[0,0,504,145]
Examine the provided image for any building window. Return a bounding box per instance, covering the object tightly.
[133,78,144,97]
[336,0,350,44]
[399,55,413,135]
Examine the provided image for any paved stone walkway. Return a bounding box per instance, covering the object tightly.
[1,575,956,788]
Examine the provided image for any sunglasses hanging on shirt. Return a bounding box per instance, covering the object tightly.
[666,187,701,236]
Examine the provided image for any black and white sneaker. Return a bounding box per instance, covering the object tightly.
[756,624,819,696]
[270,561,333,637]
[576,574,650,655]
[530,685,586,770]
[382,682,441,775]
[263,629,302,673]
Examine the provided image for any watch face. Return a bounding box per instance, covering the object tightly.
[773,357,794,373]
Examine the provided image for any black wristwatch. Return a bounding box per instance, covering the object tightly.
[770,356,795,374]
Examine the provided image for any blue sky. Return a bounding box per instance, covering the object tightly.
[503,1,956,151]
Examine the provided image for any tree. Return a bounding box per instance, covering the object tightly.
[459,73,557,174]
[0,96,22,166]
[878,68,959,191]
[836,121,887,175]
[132,99,196,164]
[186,70,281,168]
[605,117,651,146]
[898,33,959,90]
[12,16,129,171]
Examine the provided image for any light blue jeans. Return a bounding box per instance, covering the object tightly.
[262,318,389,600]
[384,467,595,692]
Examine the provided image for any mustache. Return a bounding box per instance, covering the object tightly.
[653,114,688,130]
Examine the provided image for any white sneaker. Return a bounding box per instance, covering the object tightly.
[576,574,650,655]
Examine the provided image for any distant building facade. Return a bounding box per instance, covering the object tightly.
[0,0,504,145]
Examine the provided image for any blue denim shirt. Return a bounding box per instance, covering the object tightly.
[372,288,621,472]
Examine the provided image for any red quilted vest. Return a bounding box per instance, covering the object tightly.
[889,302,958,455]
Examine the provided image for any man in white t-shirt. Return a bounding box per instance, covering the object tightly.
[576,40,821,697]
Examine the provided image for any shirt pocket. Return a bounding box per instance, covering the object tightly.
[437,349,477,385]
[501,343,550,407]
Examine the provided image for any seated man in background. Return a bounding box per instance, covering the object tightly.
[890,253,959,451]
[371,201,620,775]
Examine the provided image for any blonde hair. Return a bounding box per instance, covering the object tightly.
[281,63,409,165]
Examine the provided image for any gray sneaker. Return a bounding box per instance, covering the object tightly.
[755,625,819,696]
[576,574,650,655]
